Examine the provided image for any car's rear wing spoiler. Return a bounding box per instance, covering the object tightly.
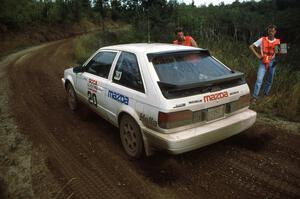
[157,71,246,98]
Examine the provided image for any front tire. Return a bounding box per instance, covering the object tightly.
[66,83,78,111]
[120,115,144,158]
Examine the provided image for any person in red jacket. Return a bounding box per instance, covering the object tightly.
[249,24,281,105]
[173,28,198,47]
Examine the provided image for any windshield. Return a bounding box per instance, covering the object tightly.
[149,51,232,85]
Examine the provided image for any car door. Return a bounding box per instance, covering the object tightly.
[76,50,118,115]
[106,51,146,124]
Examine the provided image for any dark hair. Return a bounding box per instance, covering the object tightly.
[267,24,277,30]
[175,27,183,35]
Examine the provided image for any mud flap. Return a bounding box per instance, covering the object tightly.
[141,131,155,156]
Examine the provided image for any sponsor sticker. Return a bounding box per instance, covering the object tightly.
[173,103,186,108]
[88,78,98,93]
[230,91,239,96]
[108,90,129,105]
[203,91,229,102]
[189,99,202,104]
[140,113,157,127]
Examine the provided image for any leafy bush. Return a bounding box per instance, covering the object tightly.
[73,33,101,64]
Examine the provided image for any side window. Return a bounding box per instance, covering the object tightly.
[113,52,145,93]
[85,51,117,78]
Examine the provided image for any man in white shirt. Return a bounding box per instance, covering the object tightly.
[249,24,280,105]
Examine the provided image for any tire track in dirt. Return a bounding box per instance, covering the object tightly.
[228,155,299,198]
[139,126,300,199]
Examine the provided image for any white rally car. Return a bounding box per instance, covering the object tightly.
[62,43,256,158]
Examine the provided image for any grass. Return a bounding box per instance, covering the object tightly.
[73,33,101,64]
[73,24,134,64]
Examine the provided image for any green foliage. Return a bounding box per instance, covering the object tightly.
[0,0,36,31]
[0,0,94,32]
[73,25,135,64]
[73,33,101,64]
[111,0,122,21]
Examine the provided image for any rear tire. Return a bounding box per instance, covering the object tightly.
[66,83,78,111]
[120,115,144,158]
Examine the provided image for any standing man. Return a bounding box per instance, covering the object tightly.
[173,28,198,47]
[249,24,280,104]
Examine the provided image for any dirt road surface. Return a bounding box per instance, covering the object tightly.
[1,38,300,198]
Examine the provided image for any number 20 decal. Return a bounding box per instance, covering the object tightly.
[88,91,97,107]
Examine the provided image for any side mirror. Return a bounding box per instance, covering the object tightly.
[73,65,84,73]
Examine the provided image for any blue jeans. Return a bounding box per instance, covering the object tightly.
[253,60,276,98]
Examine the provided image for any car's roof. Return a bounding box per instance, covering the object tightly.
[100,43,205,54]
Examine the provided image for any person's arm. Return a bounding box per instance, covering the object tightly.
[249,44,262,60]
[190,37,198,47]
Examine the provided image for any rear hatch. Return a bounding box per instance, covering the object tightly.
[148,50,250,129]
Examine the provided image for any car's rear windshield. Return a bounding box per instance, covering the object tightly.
[149,51,232,85]
[147,50,245,99]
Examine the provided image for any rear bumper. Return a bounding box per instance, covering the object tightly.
[142,109,256,154]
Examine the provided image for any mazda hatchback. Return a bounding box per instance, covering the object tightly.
[62,43,256,158]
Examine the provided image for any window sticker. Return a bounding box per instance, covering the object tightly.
[114,71,122,81]
[108,90,129,105]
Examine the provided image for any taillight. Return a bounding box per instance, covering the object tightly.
[238,93,250,108]
[158,110,193,129]
[226,93,250,113]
